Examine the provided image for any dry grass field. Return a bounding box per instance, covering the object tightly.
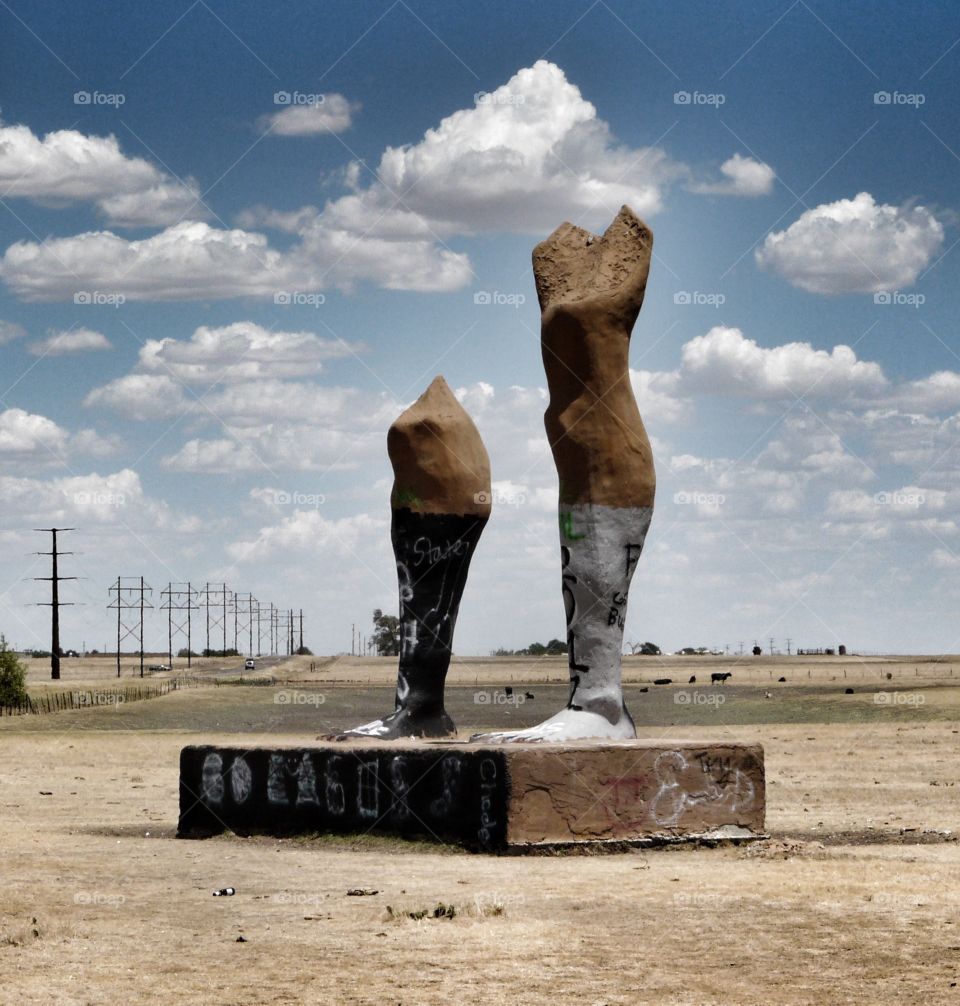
[2,655,959,1004]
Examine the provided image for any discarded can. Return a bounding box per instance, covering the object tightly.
[212,887,236,897]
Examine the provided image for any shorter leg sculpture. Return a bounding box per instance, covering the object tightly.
[344,375,491,739]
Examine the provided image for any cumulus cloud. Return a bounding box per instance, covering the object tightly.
[691,154,775,197]
[1,61,685,301]
[756,192,944,294]
[0,121,206,227]
[0,407,117,462]
[28,327,111,356]
[677,326,888,399]
[260,94,356,136]
[0,319,26,344]
[84,374,189,421]
[227,509,386,562]
[137,322,362,384]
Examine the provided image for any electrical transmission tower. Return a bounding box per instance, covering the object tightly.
[200,583,231,656]
[160,582,198,668]
[233,593,256,657]
[34,527,76,680]
[108,577,152,678]
[297,609,304,654]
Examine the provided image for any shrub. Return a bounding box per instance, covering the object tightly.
[0,636,28,707]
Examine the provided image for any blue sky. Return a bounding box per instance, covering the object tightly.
[2,0,960,656]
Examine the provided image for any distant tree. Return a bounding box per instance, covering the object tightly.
[526,642,547,656]
[372,609,400,656]
[296,645,313,656]
[0,635,28,707]
[752,645,762,656]
[629,641,661,656]
[544,638,567,656]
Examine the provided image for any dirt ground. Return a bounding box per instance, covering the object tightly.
[2,659,959,1005]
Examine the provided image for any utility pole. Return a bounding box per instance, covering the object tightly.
[298,609,303,654]
[34,528,76,680]
[769,637,775,656]
[785,637,793,656]
[738,641,745,656]
[108,576,152,677]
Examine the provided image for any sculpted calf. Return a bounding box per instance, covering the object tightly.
[475,206,656,742]
[345,376,491,739]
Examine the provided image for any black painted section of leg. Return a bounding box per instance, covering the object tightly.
[178,745,509,851]
[356,509,487,738]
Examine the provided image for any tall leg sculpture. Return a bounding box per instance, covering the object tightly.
[475,206,655,743]
[345,375,491,739]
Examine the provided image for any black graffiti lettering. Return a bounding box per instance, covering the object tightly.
[625,543,643,575]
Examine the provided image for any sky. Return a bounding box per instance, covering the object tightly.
[2,0,960,657]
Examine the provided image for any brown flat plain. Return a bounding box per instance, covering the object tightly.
[2,656,959,1005]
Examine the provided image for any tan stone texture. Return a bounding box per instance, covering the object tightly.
[534,205,656,508]
[388,375,492,517]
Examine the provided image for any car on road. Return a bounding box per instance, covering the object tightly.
[244,658,255,670]
[147,664,170,672]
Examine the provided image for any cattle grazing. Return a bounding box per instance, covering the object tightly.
[711,672,732,684]
[653,678,672,685]
[688,675,697,684]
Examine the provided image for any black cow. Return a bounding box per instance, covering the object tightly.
[711,672,732,684]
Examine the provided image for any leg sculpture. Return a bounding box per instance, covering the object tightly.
[344,375,491,739]
[474,206,655,743]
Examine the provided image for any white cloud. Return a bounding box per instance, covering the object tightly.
[260,94,356,136]
[0,61,685,301]
[756,192,944,294]
[0,121,206,227]
[0,319,26,344]
[0,407,118,462]
[678,326,888,399]
[84,374,190,421]
[28,327,111,356]
[137,321,361,384]
[691,154,775,197]
[227,509,386,562]
[0,407,66,455]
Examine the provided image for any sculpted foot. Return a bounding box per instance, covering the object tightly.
[472,704,636,744]
[339,376,491,739]
[338,706,456,740]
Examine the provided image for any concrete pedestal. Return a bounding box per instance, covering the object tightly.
[178,739,764,851]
